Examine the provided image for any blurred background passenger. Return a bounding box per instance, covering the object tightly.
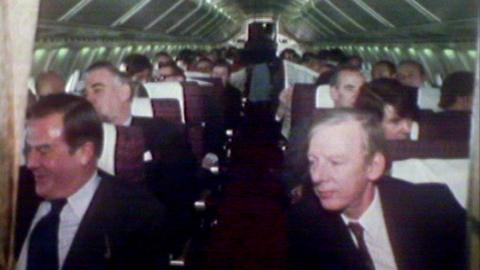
[371,60,397,80]
[35,71,65,97]
[439,71,474,112]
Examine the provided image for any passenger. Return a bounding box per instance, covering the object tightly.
[355,78,418,140]
[288,109,466,270]
[371,60,396,80]
[397,60,441,111]
[35,71,65,97]
[280,48,300,62]
[329,65,366,108]
[121,54,153,83]
[17,94,168,269]
[193,57,214,73]
[211,61,242,129]
[84,61,198,255]
[346,55,363,69]
[154,51,174,68]
[156,63,186,82]
[439,71,474,111]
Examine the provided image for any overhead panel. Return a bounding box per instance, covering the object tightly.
[124,0,178,29]
[38,0,80,21]
[361,0,431,27]
[332,0,392,31]
[68,0,133,26]
[146,1,192,32]
[415,0,475,21]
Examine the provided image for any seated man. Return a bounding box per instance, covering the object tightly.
[397,60,441,111]
[371,60,396,80]
[16,94,168,269]
[288,109,466,270]
[121,54,153,83]
[156,63,186,82]
[84,61,198,255]
[355,78,419,140]
[438,71,474,112]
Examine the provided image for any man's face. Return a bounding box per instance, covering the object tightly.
[371,64,394,80]
[330,71,365,108]
[397,64,425,88]
[212,66,229,86]
[382,104,413,140]
[308,121,381,218]
[85,69,124,123]
[26,113,84,199]
[157,66,184,82]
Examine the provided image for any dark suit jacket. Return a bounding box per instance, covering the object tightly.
[15,170,169,269]
[131,116,198,255]
[288,177,466,270]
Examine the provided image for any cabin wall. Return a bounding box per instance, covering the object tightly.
[311,42,476,85]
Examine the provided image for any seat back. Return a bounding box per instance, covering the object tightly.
[418,111,471,141]
[387,139,469,208]
[143,82,185,123]
[182,81,208,160]
[98,123,145,182]
[291,83,317,129]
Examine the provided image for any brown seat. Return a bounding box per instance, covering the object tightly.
[151,98,183,124]
[418,110,471,141]
[386,140,469,161]
[290,83,317,130]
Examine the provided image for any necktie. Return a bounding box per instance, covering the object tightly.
[348,222,375,270]
[27,199,67,270]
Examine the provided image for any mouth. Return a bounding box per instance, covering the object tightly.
[314,188,335,200]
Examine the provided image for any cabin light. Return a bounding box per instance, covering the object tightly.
[57,48,69,58]
[394,47,401,54]
[34,49,46,59]
[383,47,389,52]
[443,49,455,58]
[81,47,90,54]
[423,48,433,57]
[468,50,477,58]
[408,48,416,54]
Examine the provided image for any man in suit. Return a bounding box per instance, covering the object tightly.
[84,61,198,256]
[288,109,466,270]
[16,94,168,269]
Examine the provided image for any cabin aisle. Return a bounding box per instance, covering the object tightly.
[203,102,289,270]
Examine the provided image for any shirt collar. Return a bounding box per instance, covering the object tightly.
[66,171,101,218]
[341,187,383,238]
[122,115,133,127]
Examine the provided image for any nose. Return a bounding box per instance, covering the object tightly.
[400,120,412,136]
[310,160,331,184]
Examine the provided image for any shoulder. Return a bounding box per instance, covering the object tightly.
[97,170,166,216]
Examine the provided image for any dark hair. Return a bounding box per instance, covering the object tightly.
[372,60,396,77]
[155,51,174,68]
[329,65,363,87]
[439,71,474,109]
[309,108,386,160]
[122,54,153,77]
[355,78,419,120]
[27,94,103,157]
[399,60,425,76]
[159,63,185,78]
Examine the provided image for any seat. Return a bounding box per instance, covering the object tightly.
[387,140,469,208]
[97,123,146,183]
[290,83,317,130]
[143,81,186,123]
[417,110,471,141]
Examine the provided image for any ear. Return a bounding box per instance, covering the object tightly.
[118,83,132,102]
[366,152,386,183]
[74,142,96,165]
[330,86,339,102]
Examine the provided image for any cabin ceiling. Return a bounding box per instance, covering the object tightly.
[37,0,477,45]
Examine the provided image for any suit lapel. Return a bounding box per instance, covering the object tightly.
[378,180,419,270]
[62,175,113,269]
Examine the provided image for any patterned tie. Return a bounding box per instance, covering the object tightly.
[348,222,376,270]
[27,199,67,270]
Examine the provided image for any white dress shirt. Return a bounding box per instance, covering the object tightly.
[341,188,398,270]
[16,172,101,270]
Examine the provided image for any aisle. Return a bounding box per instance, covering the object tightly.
[204,103,289,270]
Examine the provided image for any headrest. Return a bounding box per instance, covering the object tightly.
[131,97,154,118]
[98,123,117,175]
[143,82,185,123]
[409,121,419,141]
[185,71,211,79]
[65,70,80,94]
[315,84,334,108]
[283,60,319,88]
[187,78,214,86]
[391,158,469,208]
[229,68,247,92]
[417,86,442,112]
